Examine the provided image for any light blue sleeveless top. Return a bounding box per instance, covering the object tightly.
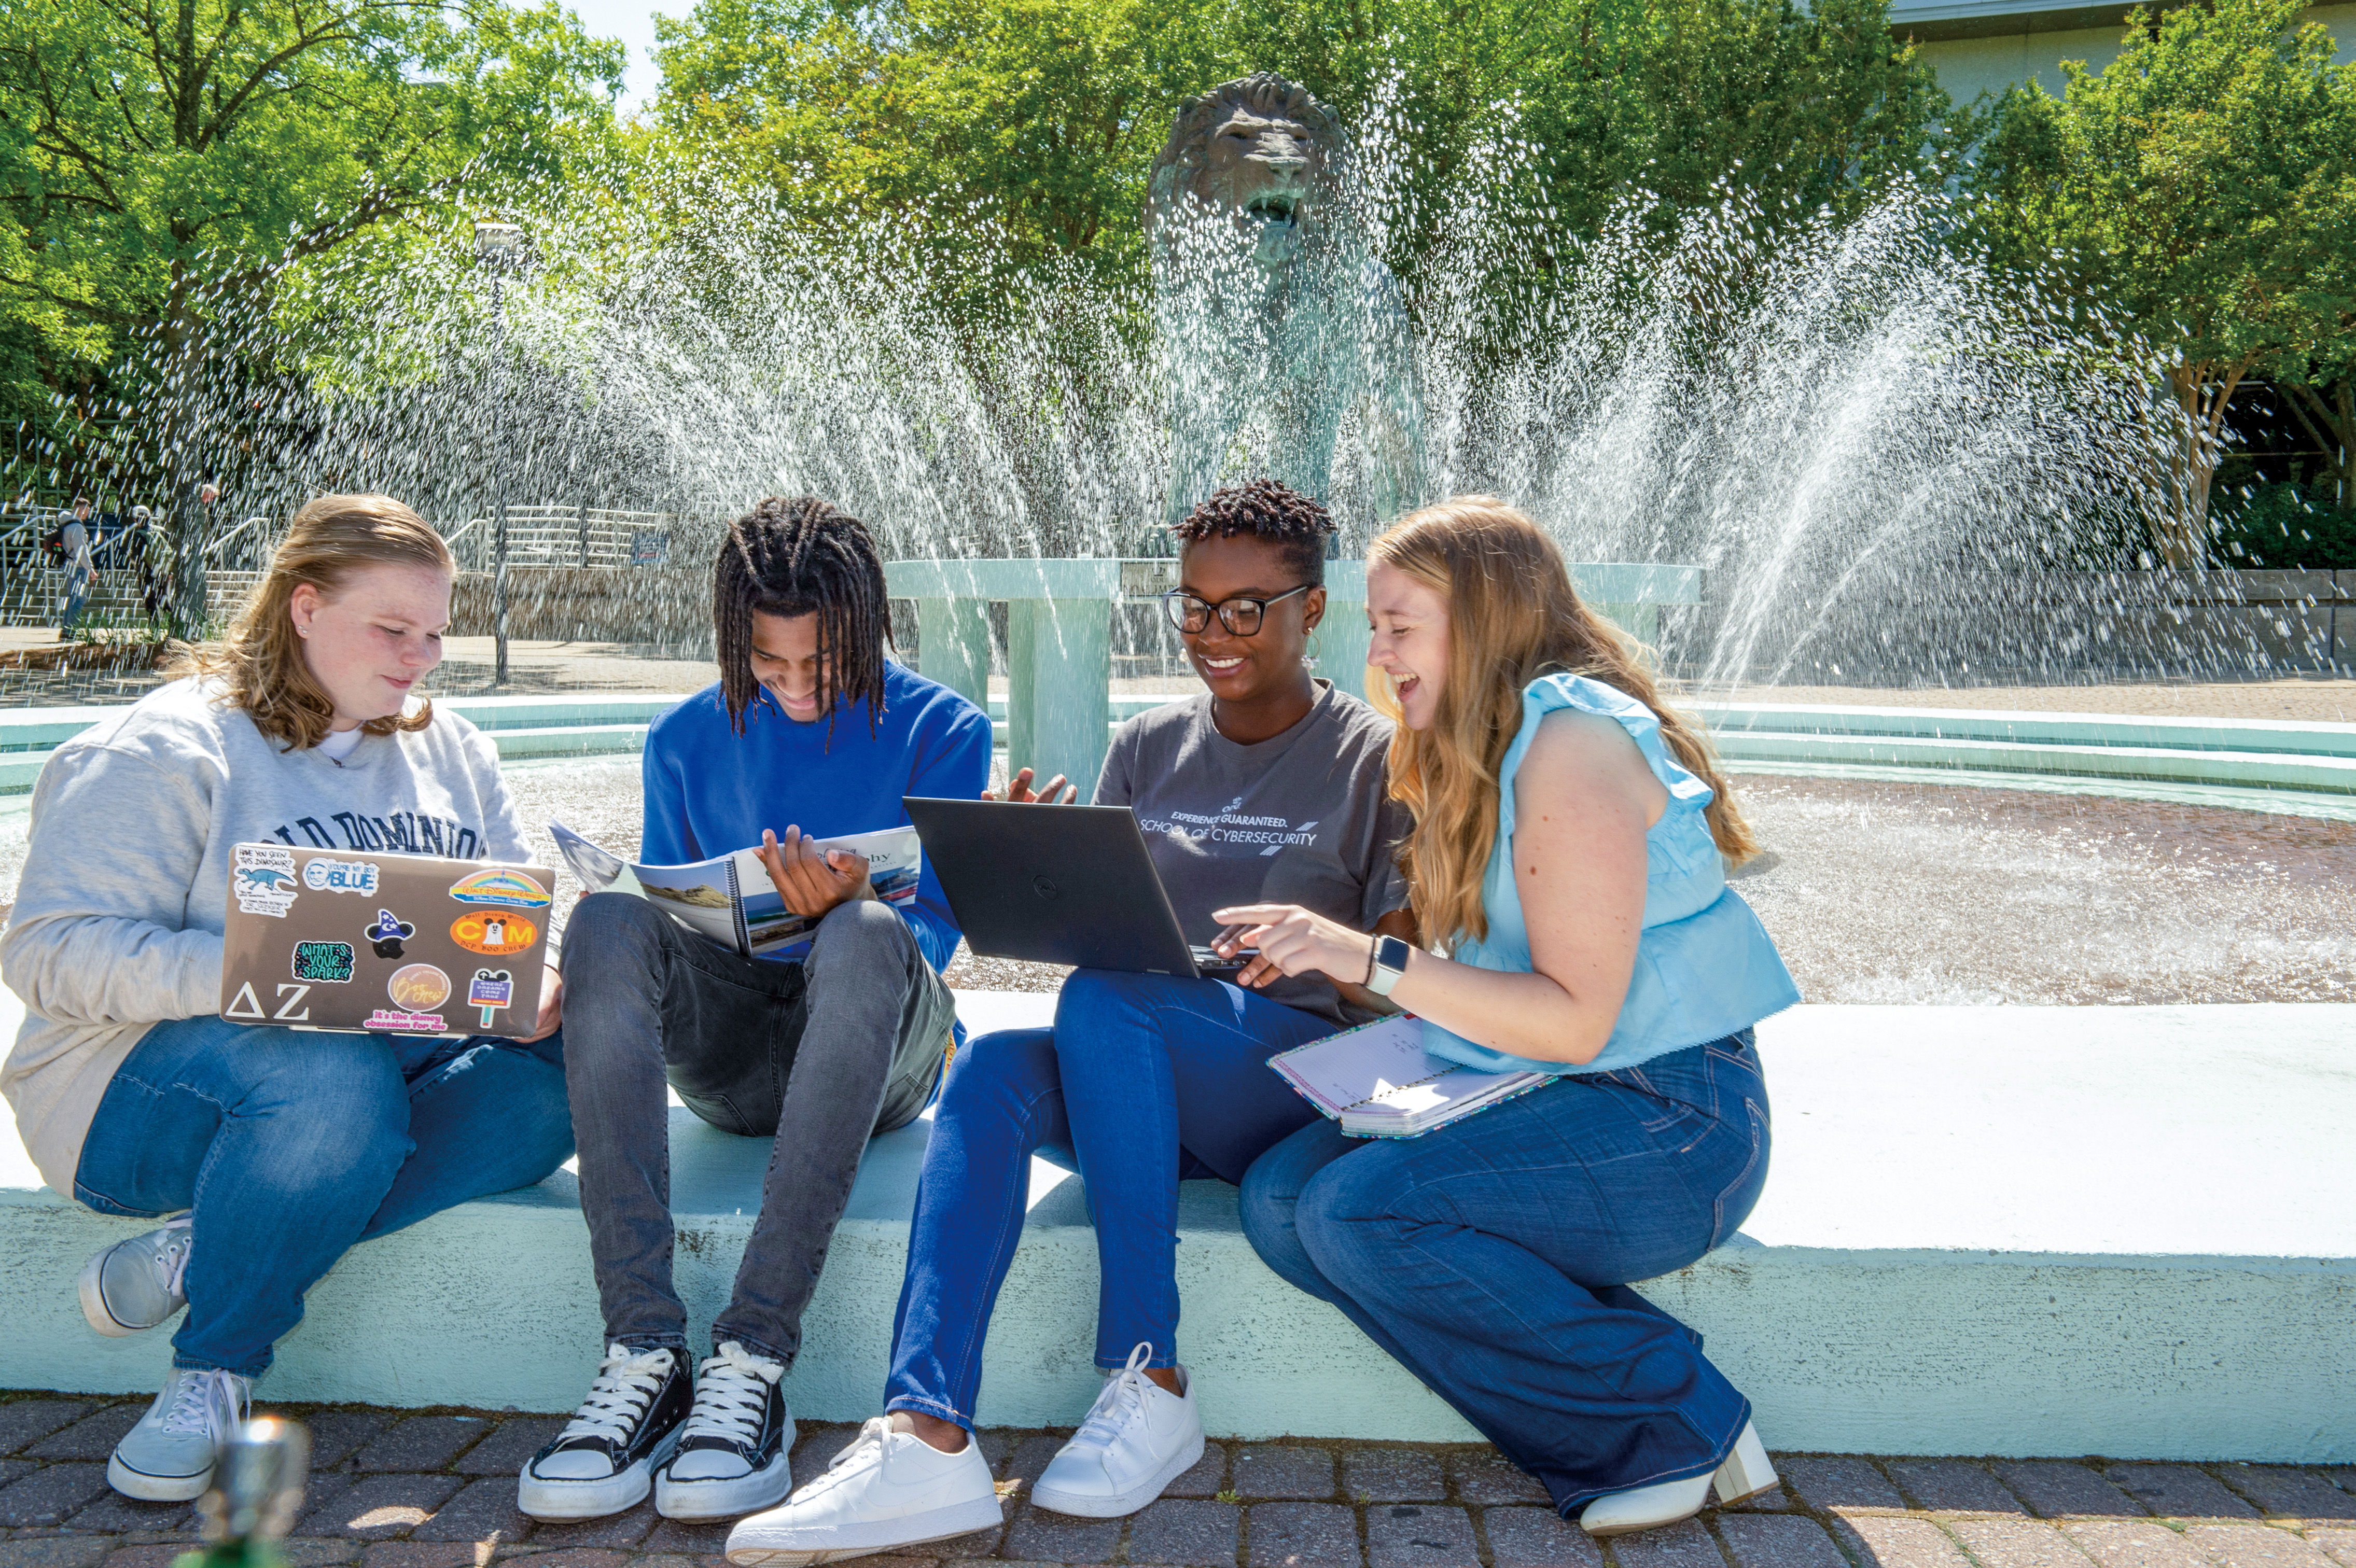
[1422,673,1801,1077]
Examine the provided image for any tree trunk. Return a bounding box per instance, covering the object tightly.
[2159,358,2255,568]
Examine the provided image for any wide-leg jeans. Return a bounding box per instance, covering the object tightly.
[1239,1031,1772,1515]
[74,1018,574,1377]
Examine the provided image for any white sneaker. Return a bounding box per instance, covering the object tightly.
[519,1345,693,1520]
[1579,1422,1780,1536]
[80,1216,193,1337]
[657,1342,798,1520]
[725,1414,1001,1566]
[107,1367,249,1501]
[1029,1342,1203,1519]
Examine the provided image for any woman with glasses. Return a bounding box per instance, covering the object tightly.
[726,479,1414,1564]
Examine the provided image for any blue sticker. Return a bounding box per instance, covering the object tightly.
[364,908,415,960]
[303,857,380,895]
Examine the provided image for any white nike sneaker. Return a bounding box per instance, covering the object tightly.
[724,1414,1001,1566]
[107,1367,249,1501]
[1029,1342,1203,1519]
[656,1341,797,1520]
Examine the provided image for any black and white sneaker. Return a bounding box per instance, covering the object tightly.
[519,1344,692,1519]
[657,1341,797,1520]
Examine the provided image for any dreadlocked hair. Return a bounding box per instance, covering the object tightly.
[1168,478,1337,583]
[715,496,894,739]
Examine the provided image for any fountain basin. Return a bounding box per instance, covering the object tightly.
[883,559,1704,791]
[1,990,2348,1458]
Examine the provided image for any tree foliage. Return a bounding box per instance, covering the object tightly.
[651,0,1962,302]
[1963,0,2356,562]
[0,0,626,495]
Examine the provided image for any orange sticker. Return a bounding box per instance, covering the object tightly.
[450,909,539,956]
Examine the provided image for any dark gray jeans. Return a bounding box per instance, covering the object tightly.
[560,891,955,1365]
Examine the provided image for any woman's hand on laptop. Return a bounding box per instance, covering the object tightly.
[1211,903,1378,990]
[987,765,1077,804]
[759,826,875,917]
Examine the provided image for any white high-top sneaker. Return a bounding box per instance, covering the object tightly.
[107,1367,249,1501]
[1029,1342,1203,1519]
[726,1414,1001,1566]
[1578,1422,1780,1537]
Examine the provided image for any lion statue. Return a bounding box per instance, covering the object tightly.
[1145,73,1425,536]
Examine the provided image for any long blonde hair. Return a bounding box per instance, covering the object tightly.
[173,494,454,750]
[1368,497,1758,949]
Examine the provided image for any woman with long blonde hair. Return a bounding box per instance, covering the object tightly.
[2,494,570,1505]
[1215,497,1799,1538]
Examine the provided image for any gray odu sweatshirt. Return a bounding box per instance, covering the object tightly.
[1,678,531,1194]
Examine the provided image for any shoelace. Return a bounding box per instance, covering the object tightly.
[679,1341,782,1448]
[155,1216,194,1299]
[157,1368,248,1442]
[802,1416,896,1497]
[1067,1342,1158,1454]
[555,1345,674,1447]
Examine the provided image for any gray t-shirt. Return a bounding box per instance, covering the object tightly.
[1094,680,1412,1028]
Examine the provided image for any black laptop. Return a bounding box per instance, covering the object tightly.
[901,797,1248,977]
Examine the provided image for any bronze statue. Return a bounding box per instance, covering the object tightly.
[1146,74,1425,537]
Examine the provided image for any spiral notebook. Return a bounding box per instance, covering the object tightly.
[1269,1014,1556,1138]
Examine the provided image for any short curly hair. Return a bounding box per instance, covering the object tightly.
[1168,479,1336,584]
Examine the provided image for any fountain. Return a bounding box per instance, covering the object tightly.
[1,63,2349,1462]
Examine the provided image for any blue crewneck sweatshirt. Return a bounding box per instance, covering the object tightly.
[641,663,993,972]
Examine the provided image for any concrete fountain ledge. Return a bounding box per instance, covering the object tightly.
[3,992,2351,1463]
[1,696,2353,818]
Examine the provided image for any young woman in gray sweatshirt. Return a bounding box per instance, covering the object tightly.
[0,494,571,1503]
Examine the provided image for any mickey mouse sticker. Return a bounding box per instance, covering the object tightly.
[365,909,415,960]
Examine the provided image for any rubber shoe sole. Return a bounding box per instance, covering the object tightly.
[1029,1429,1205,1520]
[519,1429,682,1521]
[107,1450,213,1503]
[79,1251,148,1338]
[724,1493,1004,1566]
[657,1432,798,1521]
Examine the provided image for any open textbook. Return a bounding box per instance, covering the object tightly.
[1270,1014,1556,1138]
[550,819,923,959]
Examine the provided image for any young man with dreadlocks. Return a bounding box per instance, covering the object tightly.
[521,497,988,1525]
[726,480,1418,1564]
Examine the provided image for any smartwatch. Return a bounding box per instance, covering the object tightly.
[1365,935,1414,997]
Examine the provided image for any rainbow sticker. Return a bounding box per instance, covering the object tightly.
[447,868,552,909]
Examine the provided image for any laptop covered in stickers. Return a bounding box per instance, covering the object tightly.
[220,843,553,1037]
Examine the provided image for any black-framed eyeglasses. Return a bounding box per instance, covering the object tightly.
[1160,582,1314,637]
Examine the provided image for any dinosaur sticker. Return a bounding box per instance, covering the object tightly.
[232,845,300,917]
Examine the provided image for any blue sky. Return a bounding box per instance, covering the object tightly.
[567,0,680,116]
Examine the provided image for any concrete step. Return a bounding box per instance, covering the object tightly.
[2,995,2349,1460]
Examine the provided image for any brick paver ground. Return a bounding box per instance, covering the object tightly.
[3,1394,2351,1568]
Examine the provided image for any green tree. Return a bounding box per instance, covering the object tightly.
[0,0,626,495]
[651,0,1960,302]
[1964,0,2356,564]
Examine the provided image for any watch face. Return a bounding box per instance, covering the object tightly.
[1377,935,1412,972]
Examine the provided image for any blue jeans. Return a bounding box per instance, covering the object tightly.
[60,567,92,632]
[1239,1032,1771,1515]
[884,970,1337,1430]
[73,1016,574,1378]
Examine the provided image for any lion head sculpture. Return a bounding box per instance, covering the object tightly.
[1146,74,1344,264]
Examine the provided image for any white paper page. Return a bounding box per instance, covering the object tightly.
[1351,1065,1527,1122]
[1278,1016,1453,1113]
